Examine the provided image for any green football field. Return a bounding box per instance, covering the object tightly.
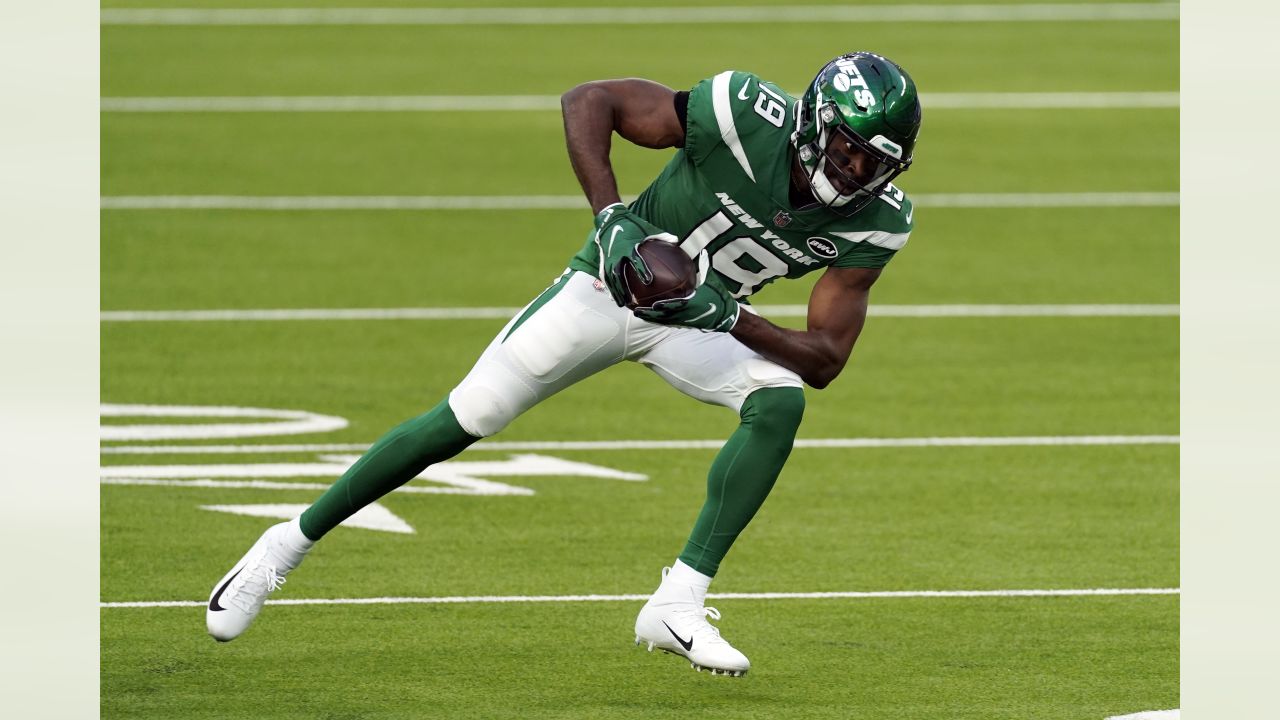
[100,2,1179,718]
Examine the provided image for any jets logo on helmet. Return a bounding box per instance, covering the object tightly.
[831,57,876,108]
[791,52,922,216]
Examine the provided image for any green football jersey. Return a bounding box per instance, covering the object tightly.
[569,70,914,300]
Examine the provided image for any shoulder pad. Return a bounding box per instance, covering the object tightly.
[685,71,795,179]
[872,183,914,233]
[825,184,914,251]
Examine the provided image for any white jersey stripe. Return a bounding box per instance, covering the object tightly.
[710,71,755,182]
[831,230,911,251]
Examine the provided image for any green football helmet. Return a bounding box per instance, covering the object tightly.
[791,52,922,214]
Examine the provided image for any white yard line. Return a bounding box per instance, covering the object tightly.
[102,95,562,112]
[101,195,588,210]
[99,192,1180,210]
[911,192,1179,208]
[99,304,1179,323]
[99,477,484,495]
[99,435,1180,455]
[101,586,1180,608]
[859,304,1179,317]
[99,92,1179,113]
[99,4,1180,26]
[922,91,1178,109]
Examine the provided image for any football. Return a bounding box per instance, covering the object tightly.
[621,238,699,309]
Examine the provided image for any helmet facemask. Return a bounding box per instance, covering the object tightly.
[797,100,911,215]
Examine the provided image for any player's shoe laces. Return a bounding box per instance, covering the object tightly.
[206,521,310,642]
[634,569,750,677]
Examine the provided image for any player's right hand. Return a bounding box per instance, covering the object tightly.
[593,203,677,307]
[633,271,741,333]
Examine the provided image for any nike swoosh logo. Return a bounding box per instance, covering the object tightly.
[905,207,914,224]
[208,567,242,612]
[663,621,694,651]
[688,304,716,323]
[737,79,752,101]
[607,225,624,255]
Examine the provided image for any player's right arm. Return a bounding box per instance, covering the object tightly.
[562,80,686,306]
[560,79,685,214]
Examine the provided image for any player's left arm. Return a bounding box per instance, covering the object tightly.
[730,266,881,390]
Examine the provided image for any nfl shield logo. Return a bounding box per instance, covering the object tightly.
[773,211,792,228]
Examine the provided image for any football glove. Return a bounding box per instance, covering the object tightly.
[633,254,741,333]
[593,203,677,307]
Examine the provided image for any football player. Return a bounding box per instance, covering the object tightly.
[207,52,922,677]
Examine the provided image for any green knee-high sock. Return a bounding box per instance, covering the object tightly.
[678,386,806,577]
[299,399,479,540]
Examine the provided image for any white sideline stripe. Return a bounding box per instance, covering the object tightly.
[99,5,1180,26]
[98,435,1180,455]
[100,92,1179,113]
[98,192,1180,210]
[101,587,1180,608]
[99,304,1180,322]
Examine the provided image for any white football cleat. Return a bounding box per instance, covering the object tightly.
[635,596,751,677]
[206,521,310,642]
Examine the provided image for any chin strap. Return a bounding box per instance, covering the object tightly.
[809,161,845,208]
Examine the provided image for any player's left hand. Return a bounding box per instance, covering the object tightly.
[634,266,741,333]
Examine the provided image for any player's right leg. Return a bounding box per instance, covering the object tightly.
[207,270,629,641]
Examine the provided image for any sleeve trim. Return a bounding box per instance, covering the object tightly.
[674,91,689,145]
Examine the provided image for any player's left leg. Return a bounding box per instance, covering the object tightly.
[628,318,806,676]
[207,269,630,642]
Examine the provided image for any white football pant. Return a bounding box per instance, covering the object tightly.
[448,269,802,438]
